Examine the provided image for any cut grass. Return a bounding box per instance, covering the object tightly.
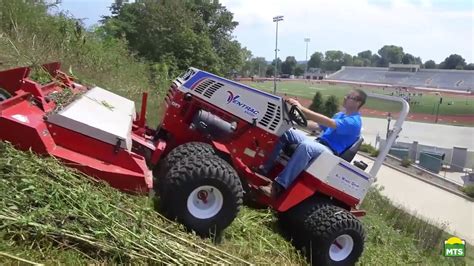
[1,142,472,265]
[0,142,251,265]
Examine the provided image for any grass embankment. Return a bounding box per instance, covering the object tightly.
[0,0,168,128]
[0,142,251,265]
[1,142,472,265]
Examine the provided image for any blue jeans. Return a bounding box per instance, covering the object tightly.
[262,128,332,189]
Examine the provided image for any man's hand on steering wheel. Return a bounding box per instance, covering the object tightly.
[284,97,308,127]
[284,97,302,109]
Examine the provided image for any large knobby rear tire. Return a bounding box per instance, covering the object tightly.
[303,204,365,266]
[160,155,243,237]
[154,142,215,197]
[277,196,330,242]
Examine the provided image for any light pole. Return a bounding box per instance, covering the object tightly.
[386,112,392,139]
[435,96,442,123]
[304,38,310,78]
[273,15,283,95]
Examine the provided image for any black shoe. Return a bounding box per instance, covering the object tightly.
[259,182,284,199]
[271,182,284,198]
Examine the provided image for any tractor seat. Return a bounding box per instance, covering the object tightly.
[282,137,364,163]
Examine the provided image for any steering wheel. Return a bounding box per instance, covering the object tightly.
[288,104,308,127]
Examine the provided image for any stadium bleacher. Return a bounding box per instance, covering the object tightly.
[328,66,474,91]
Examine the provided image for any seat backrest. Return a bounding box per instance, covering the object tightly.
[339,137,364,162]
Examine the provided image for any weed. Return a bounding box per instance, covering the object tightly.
[401,157,412,167]
[460,184,474,198]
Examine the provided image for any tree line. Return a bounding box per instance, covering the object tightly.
[99,1,474,80]
[242,45,473,77]
[2,0,471,84]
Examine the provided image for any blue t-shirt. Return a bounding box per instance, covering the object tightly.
[318,112,362,154]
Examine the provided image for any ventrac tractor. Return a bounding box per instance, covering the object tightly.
[0,63,409,265]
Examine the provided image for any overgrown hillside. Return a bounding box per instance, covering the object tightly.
[0,0,167,126]
[0,143,472,265]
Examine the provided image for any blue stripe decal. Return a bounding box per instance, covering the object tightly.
[183,70,280,100]
[338,163,369,180]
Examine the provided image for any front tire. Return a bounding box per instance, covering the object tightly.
[154,142,215,197]
[160,155,243,237]
[303,204,365,265]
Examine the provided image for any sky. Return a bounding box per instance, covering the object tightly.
[57,0,473,64]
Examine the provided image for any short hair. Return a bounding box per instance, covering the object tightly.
[353,89,367,108]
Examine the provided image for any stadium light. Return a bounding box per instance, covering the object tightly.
[273,15,284,95]
[386,112,392,139]
[304,38,311,78]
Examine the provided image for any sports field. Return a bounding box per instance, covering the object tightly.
[242,80,474,126]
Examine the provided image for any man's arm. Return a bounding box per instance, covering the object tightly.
[301,108,337,128]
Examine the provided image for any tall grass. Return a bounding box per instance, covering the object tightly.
[1,143,470,265]
[360,185,472,265]
[0,141,306,264]
[0,142,252,264]
[0,0,169,127]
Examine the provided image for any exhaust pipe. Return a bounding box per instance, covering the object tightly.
[190,110,237,139]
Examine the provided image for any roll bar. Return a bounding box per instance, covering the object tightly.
[366,93,410,179]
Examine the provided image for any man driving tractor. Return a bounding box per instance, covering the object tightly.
[258,89,367,198]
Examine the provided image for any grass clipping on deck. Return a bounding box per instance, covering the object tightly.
[0,142,249,264]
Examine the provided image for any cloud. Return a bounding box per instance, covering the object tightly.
[221,0,473,63]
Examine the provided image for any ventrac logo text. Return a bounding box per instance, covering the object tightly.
[226,91,259,117]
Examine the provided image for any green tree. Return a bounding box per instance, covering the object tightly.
[252,57,267,76]
[358,50,372,60]
[402,53,416,64]
[102,0,244,76]
[323,95,339,117]
[465,63,474,70]
[241,56,268,77]
[354,50,372,66]
[240,49,254,77]
[294,65,305,76]
[343,53,353,66]
[281,56,297,75]
[352,57,364,66]
[271,58,282,76]
[309,91,324,113]
[377,45,404,66]
[414,56,423,65]
[308,52,323,68]
[371,54,381,66]
[424,60,436,69]
[439,54,466,69]
[323,50,344,71]
[265,65,274,77]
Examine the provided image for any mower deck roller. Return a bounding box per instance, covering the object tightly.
[47,87,136,151]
